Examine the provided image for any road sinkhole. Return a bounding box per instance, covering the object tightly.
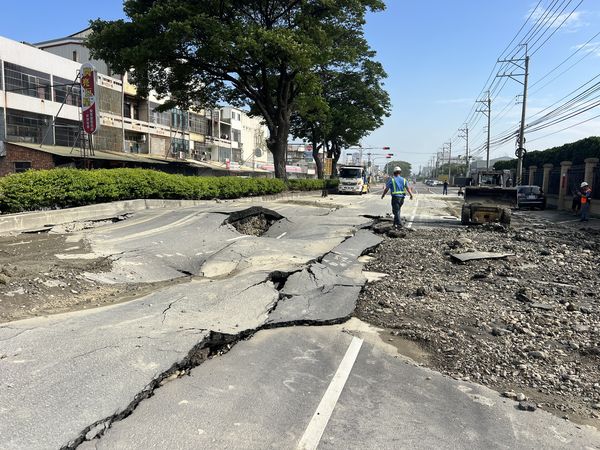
[224,206,284,236]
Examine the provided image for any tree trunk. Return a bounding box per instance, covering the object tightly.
[331,141,341,178]
[311,139,324,179]
[266,117,290,180]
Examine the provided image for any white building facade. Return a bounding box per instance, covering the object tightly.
[0,31,270,172]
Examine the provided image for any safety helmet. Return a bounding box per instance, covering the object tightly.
[581,182,589,188]
[393,166,402,172]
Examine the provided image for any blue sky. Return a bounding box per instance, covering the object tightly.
[1,1,599,171]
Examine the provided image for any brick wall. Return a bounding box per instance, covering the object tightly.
[0,143,55,176]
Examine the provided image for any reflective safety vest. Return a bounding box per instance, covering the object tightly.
[581,189,591,204]
[391,177,407,196]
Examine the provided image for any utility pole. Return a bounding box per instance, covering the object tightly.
[459,124,469,175]
[497,44,529,185]
[517,55,530,185]
[476,91,491,169]
[445,141,452,183]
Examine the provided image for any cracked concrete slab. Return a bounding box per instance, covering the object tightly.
[268,285,362,324]
[267,231,382,325]
[85,211,239,283]
[0,272,279,449]
[79,325,600,450]
[200,237,344,279]
[0,196,386,449]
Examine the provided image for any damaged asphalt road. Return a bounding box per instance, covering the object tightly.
[1,190,600,449]
[0,197,383,449]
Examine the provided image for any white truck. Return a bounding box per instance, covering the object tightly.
[337,165,369,195]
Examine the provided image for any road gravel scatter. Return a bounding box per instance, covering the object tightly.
[357,218,600,427]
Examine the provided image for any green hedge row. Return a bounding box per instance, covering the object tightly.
[287,178,339,191]
[0,168,338,214]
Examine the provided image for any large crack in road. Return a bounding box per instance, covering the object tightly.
[0,203,383,450]
[64,231,383,448]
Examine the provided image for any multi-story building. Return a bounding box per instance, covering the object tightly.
[0,31,271,176]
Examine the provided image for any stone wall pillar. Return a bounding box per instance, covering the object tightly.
[558,161,572,209]
[528,165,537,186]
[542,163,553,194]
[584,157,599,185]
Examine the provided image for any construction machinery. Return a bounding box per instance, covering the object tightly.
[461,170,517,226]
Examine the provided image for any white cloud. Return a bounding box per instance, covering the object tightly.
[573,41,600,57]
[527,6,588,32]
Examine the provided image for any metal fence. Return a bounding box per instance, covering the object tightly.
[593,166,600,200]
[568,165,586,198]
[547,168,561,195]
[533,170,544,187]
[521,171,529,185]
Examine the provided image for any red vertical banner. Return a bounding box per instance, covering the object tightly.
[80,63,100,135]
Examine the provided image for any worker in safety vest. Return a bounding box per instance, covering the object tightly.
[381,166,414,228]
[580,181,592,222]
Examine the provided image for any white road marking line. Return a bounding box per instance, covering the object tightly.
[296,336,364,450]
[276,232,287,240]
[54,253,100,260]
[226,235,250,242]
[407,199,419,228]
[102,212,202,243]
[6,241,32,246]
[557,218,588,224]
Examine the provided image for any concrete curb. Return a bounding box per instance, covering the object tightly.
[0,191,325,235]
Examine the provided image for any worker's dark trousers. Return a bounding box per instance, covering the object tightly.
[581,203,590,221]
[391,196,405,226]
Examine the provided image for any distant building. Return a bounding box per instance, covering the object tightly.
[470,156,513,171]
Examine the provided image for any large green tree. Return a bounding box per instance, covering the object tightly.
[324,59,391,177]
[384,160,412,177]
[87,0,384,179]
[438,163,468,176]
[291,51,390,179]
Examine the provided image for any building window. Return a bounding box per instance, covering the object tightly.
[232,129,241,143]
[171,138,189,154]
[6,109,52,144]
[123,96,140,120]
[149,102,171,127]
[188,112,208,134]
[3,62,51,100]
[233,149,241,162]
[0,107,5,140]
[53,76,81,107]
[72,51,78,62]
[171,109,188,130]
[54,118,81,147]
[14,161,32,173]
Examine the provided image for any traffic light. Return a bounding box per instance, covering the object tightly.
[383,146,391,150]
[385,153,393,158]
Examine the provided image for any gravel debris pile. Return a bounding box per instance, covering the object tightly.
[357,218,600,425]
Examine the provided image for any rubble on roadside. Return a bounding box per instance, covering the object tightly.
[357,219,600,425]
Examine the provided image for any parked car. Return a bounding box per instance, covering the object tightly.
[517,185,546,209]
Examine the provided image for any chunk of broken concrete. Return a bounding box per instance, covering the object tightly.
[450,251,514,263]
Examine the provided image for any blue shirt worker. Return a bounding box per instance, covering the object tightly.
[381,166,414,228]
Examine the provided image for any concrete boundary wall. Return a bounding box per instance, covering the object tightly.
[530,157,599,216]
[0,191,323,234]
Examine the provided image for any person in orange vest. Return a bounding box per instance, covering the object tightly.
[580,181,592,222]
[381,166,414,228]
